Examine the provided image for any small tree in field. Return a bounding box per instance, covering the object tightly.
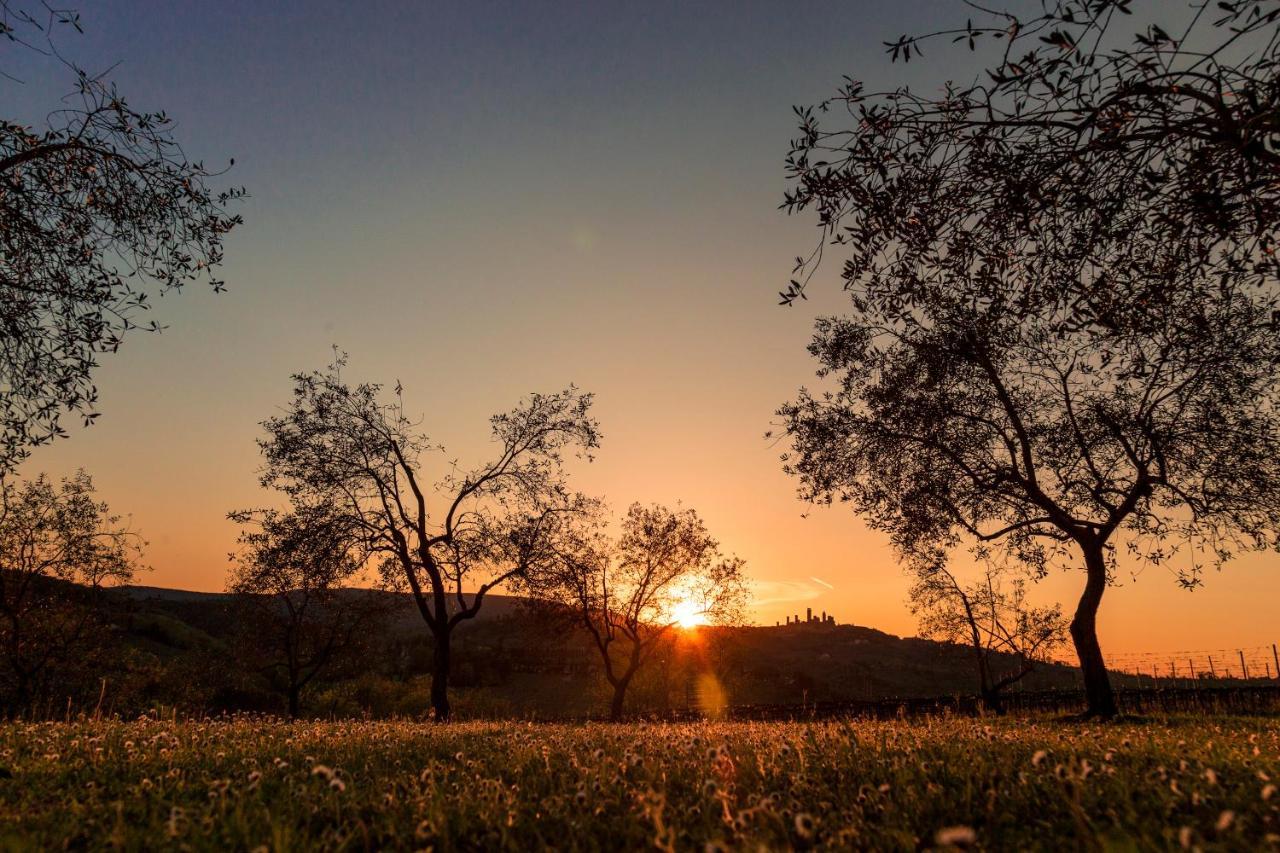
[0,470,141,712]
[227,505,381,719]
[910,559,1067,714]
[528,503,748,721]
[777,0,1280,717]
[253,354,598,721]
[1,2,243,469]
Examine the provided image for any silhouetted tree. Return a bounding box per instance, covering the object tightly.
[528,503,747,721]
[0,1,243,470]
[777,0,1280,717]
[910,559,1067,714]
[0,470,141,712]
[252,353,598,720]
[227,504,382,719]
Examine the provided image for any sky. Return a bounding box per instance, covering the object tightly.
[6,0,1279,665]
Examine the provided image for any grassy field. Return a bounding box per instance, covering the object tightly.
[0,715,1276,850]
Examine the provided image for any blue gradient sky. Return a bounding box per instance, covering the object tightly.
[8,0,1279,660]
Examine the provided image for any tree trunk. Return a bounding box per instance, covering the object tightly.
[980,686,1005,716]
[1070,543,1118,719]
[11,674,30,718]
[973,647,995,714]
[609,675,632,722]
[431,629,452,722]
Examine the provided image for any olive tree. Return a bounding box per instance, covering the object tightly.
[527,502,747,721]
[252,354,598,720]
[227,505,382,719]
[910,559,1067,714]
[0,470,141,712]
[777,0,1280,717]
[1,1,243,469]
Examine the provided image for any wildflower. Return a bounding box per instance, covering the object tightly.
[1031,750,1047,767]
[1178,826,1193,849]
[1203,768,1218,785]
[311,764,334,781]
[1263,783,1276,801]
[794,812,815,840]
[702,780,718,797]
[329,777,346,793]
[704,842,729,853]
[165,807,186,839]
[1215,810,1234,832]
[935,825,977,847]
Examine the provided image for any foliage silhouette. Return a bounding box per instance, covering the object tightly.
[910,559,1067,714]
[227,504,384,719]
[0,1,243,469]
[523,501,748,720]
[0,470,141,712]
[778,0,1280,717]
[251,353,598,721]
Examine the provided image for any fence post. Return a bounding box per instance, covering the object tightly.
[1273,644,1279,680]
[1240,649,1249,681]
[1208,656,1216,679]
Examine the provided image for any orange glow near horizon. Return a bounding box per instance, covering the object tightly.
[670,597,709,630]
[9,0,1278,663]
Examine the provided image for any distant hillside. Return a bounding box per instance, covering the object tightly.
[114,584,1082,717]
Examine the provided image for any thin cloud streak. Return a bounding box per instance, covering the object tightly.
[751,578,824,607]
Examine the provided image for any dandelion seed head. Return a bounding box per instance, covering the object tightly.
[935,825,977,847]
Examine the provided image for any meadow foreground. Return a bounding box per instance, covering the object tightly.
[0,715,1277,850]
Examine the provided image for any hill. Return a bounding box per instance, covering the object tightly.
[112,584,1083,717]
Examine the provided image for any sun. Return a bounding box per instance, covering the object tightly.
[670,596,709,629]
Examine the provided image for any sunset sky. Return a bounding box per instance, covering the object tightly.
[9,0,1278,663]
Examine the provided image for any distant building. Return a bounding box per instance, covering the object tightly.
[780,605,841,628]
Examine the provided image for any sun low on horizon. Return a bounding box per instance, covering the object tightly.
[670,596,710,630]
